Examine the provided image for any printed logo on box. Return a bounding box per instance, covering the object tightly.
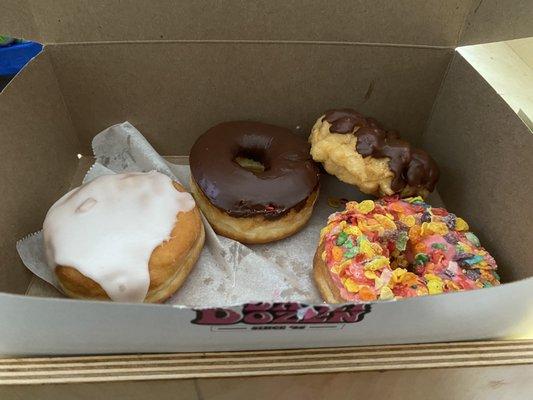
[191,302,370,331]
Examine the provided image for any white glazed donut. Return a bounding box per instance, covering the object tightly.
[43,171,204,303]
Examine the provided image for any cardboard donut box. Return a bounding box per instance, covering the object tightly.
[1,0,532,383]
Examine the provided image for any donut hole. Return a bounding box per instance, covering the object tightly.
[233,149,267,174]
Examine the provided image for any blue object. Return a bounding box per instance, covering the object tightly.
[0,41,43,76]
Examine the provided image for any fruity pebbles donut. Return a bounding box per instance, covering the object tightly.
[313,197,500,303]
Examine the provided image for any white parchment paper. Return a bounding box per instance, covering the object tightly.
[17,122,444,307]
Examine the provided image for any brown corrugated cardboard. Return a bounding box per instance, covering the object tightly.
[424,54,533,283]
[0,0,39,43]
[460,0,533,45]
[47,43,451,154]
[0,52,79,294]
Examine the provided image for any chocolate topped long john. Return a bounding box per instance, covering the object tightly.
[323,109,439,194]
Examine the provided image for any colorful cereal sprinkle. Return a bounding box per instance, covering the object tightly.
[320,197,500,303]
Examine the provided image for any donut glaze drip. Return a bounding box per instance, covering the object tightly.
[323,109,439,193]
[189,121,320,219]
[43,171,195,302]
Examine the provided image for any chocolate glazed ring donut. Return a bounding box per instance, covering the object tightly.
[189,121,320,244]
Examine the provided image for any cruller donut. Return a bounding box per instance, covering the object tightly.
[314,197,500,303]
[189,121,320,244]
[309,108,440,197]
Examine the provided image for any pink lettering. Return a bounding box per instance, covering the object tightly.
[271,311,299,324]
[327,305,368,323]
[191,308,242,325]
[243,311,274,324]
[300,306,332,323]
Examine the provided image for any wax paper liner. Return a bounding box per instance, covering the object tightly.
[17,122,323,306]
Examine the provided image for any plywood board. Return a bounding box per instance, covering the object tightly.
[0,340,531,385]
[1,364,533,399]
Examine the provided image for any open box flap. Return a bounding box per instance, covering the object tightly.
[1,0,39,43]
[0,48,80,294]
[3,0,531,47]
[459,0,533,46]
[424,53,533,282]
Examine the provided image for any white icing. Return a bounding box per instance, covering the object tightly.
[43,171,196,302]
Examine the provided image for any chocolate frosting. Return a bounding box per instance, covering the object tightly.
[189,121,320,219]
[323,109,439,193]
